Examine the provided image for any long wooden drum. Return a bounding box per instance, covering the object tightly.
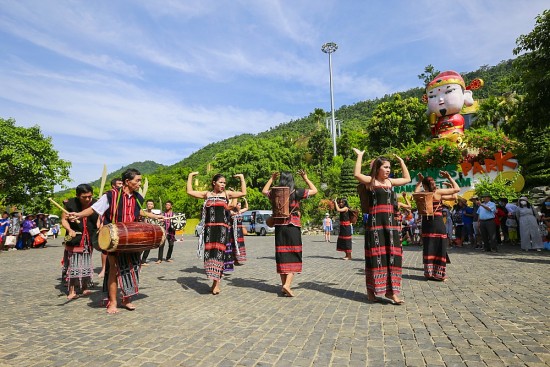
[271,186,290,218]
[98,222,166,253]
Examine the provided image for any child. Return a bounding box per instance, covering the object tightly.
[506,216,518,245]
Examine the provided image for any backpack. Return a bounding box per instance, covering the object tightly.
[413,192,438,216]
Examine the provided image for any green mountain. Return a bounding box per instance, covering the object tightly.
[88,160,165,187]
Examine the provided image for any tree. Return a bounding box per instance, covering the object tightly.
[511,10,550,133]
[366,94,429,155]
[313,108,326,129]
[509,10,550,187]
[417,64,440,86]
[307,127,331,180]
[0,118,71,210]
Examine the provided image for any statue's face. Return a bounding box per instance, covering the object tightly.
[427,83,465,117]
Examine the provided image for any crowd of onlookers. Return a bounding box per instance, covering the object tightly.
[399,195,550,251]
[0,211,60,252]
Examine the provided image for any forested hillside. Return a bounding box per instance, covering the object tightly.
[62,57,534,223]
[52,7,550,224]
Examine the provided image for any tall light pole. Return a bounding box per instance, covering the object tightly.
[322,41,338,157]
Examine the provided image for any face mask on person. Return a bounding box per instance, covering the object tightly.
[519,200,527,206]
[545,202,550,206]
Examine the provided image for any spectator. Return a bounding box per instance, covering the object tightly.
[516,196,543,251]
[452,202,464,247]
[33,228,48,248]
[498,198,511,243]
[442,205,454,248]
[539,197,550,244]
[322,213,333,242]
[7,211,22,250]
[495,202,508,245]
[471,196,482,249]
[0,212,9,251]
[461,198,475,246]
[21,214,37,250]
[477,194,498,252]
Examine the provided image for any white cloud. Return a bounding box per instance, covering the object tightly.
[1,0,549,187]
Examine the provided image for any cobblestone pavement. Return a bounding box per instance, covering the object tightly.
[0,235,549,367]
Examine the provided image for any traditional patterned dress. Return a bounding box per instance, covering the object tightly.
[270,188,310,274]
[230,211,247,263]
[63,198,98,289]
[336,210,352,255]
[224,208,235,273]
[364,185,402,295]
[101,188,144,297]
[198,195,229,280]
[421,199,448,280]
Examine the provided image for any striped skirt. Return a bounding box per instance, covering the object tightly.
[337,220,352,254]
[274,225,302,274]
[364,227,402,296]
[421,216,448,280]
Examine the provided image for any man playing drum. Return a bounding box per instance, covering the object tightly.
[69,168,164,314]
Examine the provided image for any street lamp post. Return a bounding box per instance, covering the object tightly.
[322,42,338,157]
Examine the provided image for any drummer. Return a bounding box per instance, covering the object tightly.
[68,168,164,314]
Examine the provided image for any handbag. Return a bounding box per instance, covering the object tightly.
[33,235,46,247]
[5,235,17,247]
[29,227,40,236]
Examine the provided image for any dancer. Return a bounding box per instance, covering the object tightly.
[334,198,352,260]
[230,198,249,265]
[262,170,318,297]
[157,201,176,263]
[414,172,460,281]
[187,172,246,295]
[353,149,411,304]
[69,169,164,313]
[61,184,99,300]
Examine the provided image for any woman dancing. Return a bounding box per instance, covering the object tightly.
[262,170,317,297]
[353,149,411,304]
[187,172,246,295]
[414,171,460,281]
[334,198,352,260]
[230,198,249,266]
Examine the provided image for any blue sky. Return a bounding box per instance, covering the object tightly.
[1,0,548,188]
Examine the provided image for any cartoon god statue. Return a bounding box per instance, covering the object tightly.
[424,71,483,144]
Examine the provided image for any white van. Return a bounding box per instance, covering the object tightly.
[250,210,274,236]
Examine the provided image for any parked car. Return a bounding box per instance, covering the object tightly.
[249,210,274,236]
[194,221,204,237]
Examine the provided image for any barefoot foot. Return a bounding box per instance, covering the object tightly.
[385,294,404,305]
[281,286,294,297]
[106,302,119,314]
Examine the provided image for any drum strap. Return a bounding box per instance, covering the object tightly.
[111,188,144,224]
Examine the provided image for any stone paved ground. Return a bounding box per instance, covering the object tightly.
[0,235,549,367]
